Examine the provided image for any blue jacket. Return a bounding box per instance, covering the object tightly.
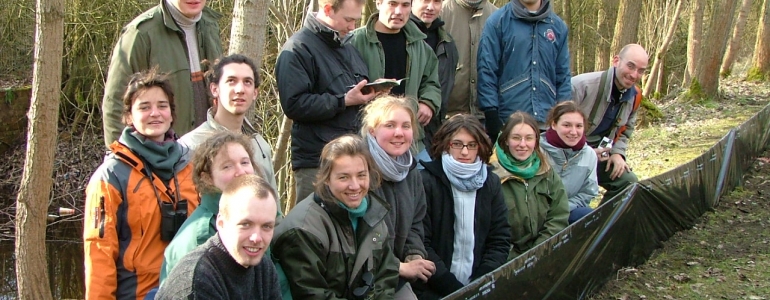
[477,2,571,124]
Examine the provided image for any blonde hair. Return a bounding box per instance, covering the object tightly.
[360,95,418,138]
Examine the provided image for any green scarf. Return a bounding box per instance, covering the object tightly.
[119,126,182,182]
[337,197,369,233]
[495,140,540,179]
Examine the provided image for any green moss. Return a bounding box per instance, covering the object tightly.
[640,97,663,121]
[746,67,769,81]
[683,79,707,102]
[3,88,14,105]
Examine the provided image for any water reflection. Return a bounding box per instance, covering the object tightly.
[0,222,84,299]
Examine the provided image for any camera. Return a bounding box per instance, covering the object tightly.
[598,137,613,157]
[159,200,188,242]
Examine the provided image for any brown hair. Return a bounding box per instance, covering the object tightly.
[121,68,176,126]
[319,0,365,12]
[191,132,262,194]
[429,114,493,163]
[360,95,418,139]
[314,135,381,202]
[497,111,550,172]
[219,174,276,219]
[545,101,587,128]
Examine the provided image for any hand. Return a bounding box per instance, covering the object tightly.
[605,153,630,180]
[345,80,377,106]
[417,103,433,126]
[399,259,436,282]
[593,147,611,162]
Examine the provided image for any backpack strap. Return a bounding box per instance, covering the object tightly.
[587,71,610,127]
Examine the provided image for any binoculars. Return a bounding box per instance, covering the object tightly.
[159,200,188,242]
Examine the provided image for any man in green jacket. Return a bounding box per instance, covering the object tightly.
[349,0,442,152]
[102,0,223,147]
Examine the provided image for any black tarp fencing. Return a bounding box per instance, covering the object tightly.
[446,103,770,300]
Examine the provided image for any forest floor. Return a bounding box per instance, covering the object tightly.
[590,79,770,299]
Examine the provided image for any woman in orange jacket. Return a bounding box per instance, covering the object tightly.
[83,69,199,300]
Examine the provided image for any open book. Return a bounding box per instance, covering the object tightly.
[349,78,407,93]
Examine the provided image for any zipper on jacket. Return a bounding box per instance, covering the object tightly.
[539,78,556,97]
[500,77,528,95]
[98,196,106,238]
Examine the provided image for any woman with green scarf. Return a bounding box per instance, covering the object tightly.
[490,111,569,260]
[272,135,399,299]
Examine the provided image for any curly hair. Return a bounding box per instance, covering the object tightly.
[191,132,262,194]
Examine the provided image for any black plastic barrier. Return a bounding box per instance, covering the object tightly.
[447,104,770,299]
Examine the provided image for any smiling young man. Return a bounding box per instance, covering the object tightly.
[102,0,223,148]
[572,43,650,202]
[156,175,281,299]
[179,54,277,191]
[349,0,442,153]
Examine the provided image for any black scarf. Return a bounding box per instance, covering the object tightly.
[511,0,552,22]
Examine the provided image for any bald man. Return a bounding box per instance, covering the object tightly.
[572,44,649,202]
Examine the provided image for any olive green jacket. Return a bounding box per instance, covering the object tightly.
[272,193,400,299]
[349,14,442,152]
[490,151,569,260]
[102,0,223,147]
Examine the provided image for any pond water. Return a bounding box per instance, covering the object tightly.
[0,222,84,299]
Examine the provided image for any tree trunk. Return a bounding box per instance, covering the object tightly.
[748,0,770,81]
[610,0,643,56]
[692,0,739,99]
[684,0,705,86]
[229,0,270,128]
[721,0,754,78]
[594,0,617,71]
[643,0,685,98]
[15,0,63,298]
[560,0,575,74]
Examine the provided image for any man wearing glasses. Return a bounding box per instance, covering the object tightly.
[572,43,649,202]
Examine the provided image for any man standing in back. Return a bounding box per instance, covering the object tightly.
[477,0,571,137]
[102,0,223,147]
[349,0,442,152]
[276,0,377,202]
[410,0,459,155]
[440,0,497,121]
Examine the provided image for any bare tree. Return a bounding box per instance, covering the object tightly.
[610,0,643,56]
[594,0,617,71]
[643,0,685,98]
[691,0,739,99]
[684,0,705,86]
[15,0,64,298]
[721,0,754,78]
[748,0,770,81]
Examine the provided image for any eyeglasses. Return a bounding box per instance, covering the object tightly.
[450,141,479,150]
[509,136,537,143]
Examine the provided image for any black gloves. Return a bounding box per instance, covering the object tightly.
[484,109,503,140]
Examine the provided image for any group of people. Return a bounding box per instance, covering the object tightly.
[84,0,651,298]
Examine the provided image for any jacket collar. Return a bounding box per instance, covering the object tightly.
[489,149,549,183]
[204,108,260,136]
[305,12,349,48]
[408,14,453,43]
[361,13,428,44]
[606,67,637,103]
[159,0,221,32]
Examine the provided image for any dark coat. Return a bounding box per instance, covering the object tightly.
[276,13,370,170]
[415,159,511,298]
